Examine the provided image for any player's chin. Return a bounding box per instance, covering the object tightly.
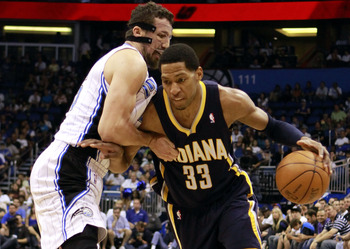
[148,59,159,70]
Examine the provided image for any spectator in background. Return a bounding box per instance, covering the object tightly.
[150,221,178,249]
[301,125,311,139]
[231,124,243,144]
[239,146,263,201]
[126,221,153,249]
[34,55,47,74]
[295,99,311,122]
[105,173,125,190]
[249,58,262,69]
[53,89,68,108]
[342,50,350,65]
[299,209,318,249]
[304,81,315,102]
[339,199,348,217]
[316,208,330,235]
[269,84,282,102]
[334,128,349,147]
[127,159,144,180]
[257,92,269,110]
[267,207,289,249]
[328,82,342,100]
[121,172,139,210]
[42,113,53,132]
[291,82,303,102]
[326,48,342,67]
[259,206,273,234]
[331,104,347,124]
[310,204,350,249]
[126,198,148,229]
[48,58,60,77]
[278,218,302,249]
[4,136,20,161]
[332,200,341,214]
[272,58,283,68]
[1,203,19,228]
[104,206,132,249]
[0,188,10,211]
[61,60,72,75]
[41,89,53,110]
[13,198,26,219]
[315,81,328,100]
[28,90,41,109]
[344,96,350,112]
[25,205,41,247]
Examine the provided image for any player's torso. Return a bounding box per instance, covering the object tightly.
[153,81,252,208]
[55,43,157,145]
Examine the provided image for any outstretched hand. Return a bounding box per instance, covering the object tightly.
[296,136,332,174]
[148,133,179,162]
[78,139,123,159]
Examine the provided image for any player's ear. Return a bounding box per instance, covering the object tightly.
[133,26,143,37]
[195,66,203,81]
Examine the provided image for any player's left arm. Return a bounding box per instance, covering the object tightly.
[78,139,140,173]
[219,85,331,171]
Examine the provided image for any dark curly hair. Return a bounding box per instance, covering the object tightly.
[125,1,174,39]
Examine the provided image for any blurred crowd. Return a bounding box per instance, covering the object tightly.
[258,197,350,249]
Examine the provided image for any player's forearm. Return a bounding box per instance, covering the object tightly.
[109,146,140,173]
[263,114,304,146]
[99,119,153,147]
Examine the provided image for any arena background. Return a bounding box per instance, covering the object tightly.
[0,0,350,213]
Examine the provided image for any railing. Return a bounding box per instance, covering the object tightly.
[0,42,76,62]
[329,158,349,193]
[100,191,165,215]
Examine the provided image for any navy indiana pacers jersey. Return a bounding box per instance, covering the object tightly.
[152,80,254,208]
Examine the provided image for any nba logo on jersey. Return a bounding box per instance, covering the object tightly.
[209,113,215,123]
[176,210,182,220]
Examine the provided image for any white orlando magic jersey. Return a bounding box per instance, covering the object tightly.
[55,43,157,145]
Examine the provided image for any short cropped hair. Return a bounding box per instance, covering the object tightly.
[159,43,200,71]
[126,1,174,38]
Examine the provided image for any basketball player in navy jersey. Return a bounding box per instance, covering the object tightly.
[81,43,331,249]
[30,2,178,249]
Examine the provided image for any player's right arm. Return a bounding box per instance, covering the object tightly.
[98,49,177,161]
[219,85,331,171]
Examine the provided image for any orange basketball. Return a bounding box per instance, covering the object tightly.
[276,150,330,204]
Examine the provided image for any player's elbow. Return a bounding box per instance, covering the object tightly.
[109,159,129,174]
[98,121,124,143]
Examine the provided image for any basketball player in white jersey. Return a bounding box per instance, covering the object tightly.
[30,2,177,249]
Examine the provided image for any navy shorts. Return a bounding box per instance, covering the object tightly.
[166,194,261,249]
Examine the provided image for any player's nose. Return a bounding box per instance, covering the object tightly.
[169,83,181,96]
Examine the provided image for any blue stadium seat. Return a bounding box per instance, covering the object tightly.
[306,115,321,126]
[29,112,41,122]
[15,112,27,121]
[312,108,324,117]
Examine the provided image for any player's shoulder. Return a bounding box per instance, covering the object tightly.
[218,84,251,106]
[106,48,147,75]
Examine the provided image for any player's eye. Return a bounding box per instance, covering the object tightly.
[177,78,185,83]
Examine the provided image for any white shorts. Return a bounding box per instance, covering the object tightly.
[30,140,108,249]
